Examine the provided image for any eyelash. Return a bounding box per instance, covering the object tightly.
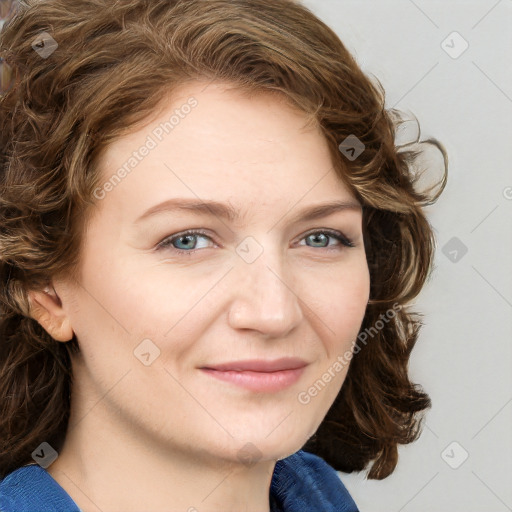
[156,228,355,255]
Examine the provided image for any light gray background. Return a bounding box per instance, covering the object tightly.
[301,1,512,511]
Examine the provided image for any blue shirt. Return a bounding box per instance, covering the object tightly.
[0,449,359,511]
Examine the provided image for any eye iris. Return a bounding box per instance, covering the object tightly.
[308,233,328,247]
[175,234,196,250]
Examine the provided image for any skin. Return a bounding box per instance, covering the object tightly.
[28,81,370,512]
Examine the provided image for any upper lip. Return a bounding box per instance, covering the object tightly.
[200,357,308,372]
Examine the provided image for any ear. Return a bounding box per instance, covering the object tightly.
[27,285,74,342]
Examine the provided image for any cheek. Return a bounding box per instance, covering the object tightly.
[304,267,369,373]
[309,259,370,338]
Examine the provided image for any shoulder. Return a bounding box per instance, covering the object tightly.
[0,464,81,512]
[270,449,359,512]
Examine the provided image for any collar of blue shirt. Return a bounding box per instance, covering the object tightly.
[0,449,359,512]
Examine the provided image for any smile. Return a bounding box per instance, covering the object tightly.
[199,367,307,392]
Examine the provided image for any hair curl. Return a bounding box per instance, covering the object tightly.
[0,0,447,481]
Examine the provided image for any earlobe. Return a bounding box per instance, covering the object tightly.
[27,286,74,342]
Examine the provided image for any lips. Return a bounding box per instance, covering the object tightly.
[199,357,308,392]
[200,357,308,372]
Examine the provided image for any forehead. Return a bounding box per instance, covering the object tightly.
[100,80,325,163]
[92,81,354,224]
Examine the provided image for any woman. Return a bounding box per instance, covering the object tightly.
[0,0,447,510]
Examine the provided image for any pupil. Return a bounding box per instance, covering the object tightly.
[179,235,194,249]
[311,234,326,246]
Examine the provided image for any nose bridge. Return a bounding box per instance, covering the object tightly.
[228,237,303,335]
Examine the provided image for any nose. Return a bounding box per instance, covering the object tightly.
[227,247,303,338]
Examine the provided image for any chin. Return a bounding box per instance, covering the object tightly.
[231,435,308,466]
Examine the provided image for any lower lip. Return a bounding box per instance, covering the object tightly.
[200,367,306,392]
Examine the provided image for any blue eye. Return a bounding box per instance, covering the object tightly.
[299,229,355,249]
[158,229,214,252]
[157,229,354,255]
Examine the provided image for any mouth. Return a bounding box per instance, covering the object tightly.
[199,358,308,392]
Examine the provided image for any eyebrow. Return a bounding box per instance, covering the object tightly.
[134,198,362,225]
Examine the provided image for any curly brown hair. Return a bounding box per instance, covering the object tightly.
[0,0,447,481]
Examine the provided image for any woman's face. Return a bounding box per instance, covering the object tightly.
[55,81,370,466]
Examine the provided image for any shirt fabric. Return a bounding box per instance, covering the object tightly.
[0,449,359,512]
